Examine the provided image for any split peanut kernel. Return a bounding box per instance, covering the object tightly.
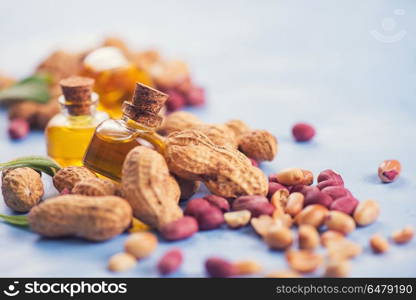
[325,211,356,235]
[392,226,414,244]
[298,225,320,250]
[224,210,251,229]
[370,234,389,253]
[124,232,158,259]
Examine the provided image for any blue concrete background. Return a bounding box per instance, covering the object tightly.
[0,0,415,277]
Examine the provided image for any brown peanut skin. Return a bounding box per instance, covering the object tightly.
[28,195,132,241]
[1,167,44,212]
[122,146,183,229]
[165,130,268,198]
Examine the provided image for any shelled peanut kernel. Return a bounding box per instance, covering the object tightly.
[392,226,414,244]
[370,234,389,253]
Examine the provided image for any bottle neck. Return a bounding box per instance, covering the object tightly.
[59,92,99,117]
[120,115,155,132]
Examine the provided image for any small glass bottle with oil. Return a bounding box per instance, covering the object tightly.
[83,83,167,181]
[45,76,108,167]
[81,46,153,119]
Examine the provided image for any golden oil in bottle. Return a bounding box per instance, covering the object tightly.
[46,76,108,167]
[83,83,168,181]
[82,47,153,119]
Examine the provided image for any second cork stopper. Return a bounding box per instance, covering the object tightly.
[122,82,168,128]
[60,76,95,116]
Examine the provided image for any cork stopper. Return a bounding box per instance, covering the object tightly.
[122,83,168,128]
[59,76,95,115]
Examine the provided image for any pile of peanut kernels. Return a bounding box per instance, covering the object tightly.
[1,111,413,277]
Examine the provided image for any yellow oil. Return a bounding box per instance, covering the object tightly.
[83,120,165,181]
[46,116,99,167]
[82,64,153,119]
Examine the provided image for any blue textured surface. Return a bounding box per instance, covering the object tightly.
[0,0,415,277]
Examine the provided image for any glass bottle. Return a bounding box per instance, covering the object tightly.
[83,83,167,181]
[46,76,108,167]
[81,46,153,119]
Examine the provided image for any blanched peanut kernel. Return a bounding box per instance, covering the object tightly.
[298,225,320,250]
[325,211,355,235]
[224,210,251,228]
[263,226,293,250]
[107,252,137,272]
[234,260,262,275]
[124,232,158,259]
[392,226,414,244]
[353,200,380,226]
[285,192,304,217]
[370,234,389,253]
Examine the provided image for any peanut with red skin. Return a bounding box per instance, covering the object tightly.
[330,196,359,215]
[378,160,401,183]
[196,206,224,230]
[184,198,211,217]
[232,195,274,217]
[157,249,183,275]
[205,257,237,278]
[304,189,333,208]
[8,118,29,140]
[301,170,314,185]
[321,186,351,201]
[292,123,315,142]
[317,169,344,190]
[290,184,314,196]
[203,194,230,212]
[160,216,199,241]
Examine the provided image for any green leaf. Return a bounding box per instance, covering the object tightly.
[0,214,29,226]
[0,73,52,103]
[0,156,61,177]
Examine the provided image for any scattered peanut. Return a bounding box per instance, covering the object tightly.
[295,204,328,228]
[370,234,389,253]
[267,182,288,199]
[238,130,278,162]
[320,230,345,247]
[298,225,320,250]
[330,196,359,215]
[107,252,137,272]
[324,259,350,277]
[273,168,304,186]
[304,188,332,208]
[353,200,380,226]
[224,210,251,229]
[265,270,301,278]
[72,177,117,196]
[301,169,314,185]
[160,216,199,241]
[270,189,289,215]
[157,248,183,275]
[378,159,401,183]
[124,232,158,259]
[264,226,293,250]
[196,206,225,230]
[234,260,262,275]
[251,215,283,236]
[285,192,304,217]
[232,195,274,217]
[292,123,315,142]
[326,239,362,260]
[203,194,230,212]
[392,226,414,244]
[122,146,183,229]
[205,257,237,278]
[165,130,268,198]
[1,167,44,212]
[286,250,323,273]
[53,166,96,192]
[325,211,356,235]
[317,169,344,190]
[28,195,132,241]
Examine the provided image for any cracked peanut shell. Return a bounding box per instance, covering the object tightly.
[53,166,96,192]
